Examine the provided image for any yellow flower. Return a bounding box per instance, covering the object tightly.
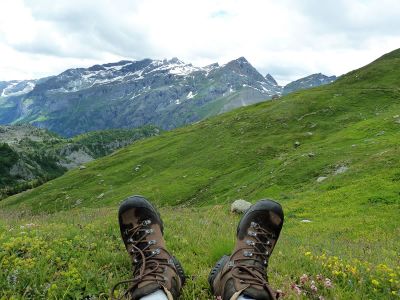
[371,279,379,286]
[304,251,312,256]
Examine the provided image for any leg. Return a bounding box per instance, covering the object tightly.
[209,199,284,300]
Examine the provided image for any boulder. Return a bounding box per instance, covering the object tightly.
[231,199,252,214]
[334,166,348,175]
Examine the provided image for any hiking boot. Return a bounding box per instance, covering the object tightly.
[209,199,284,300]
[111,195,185,300]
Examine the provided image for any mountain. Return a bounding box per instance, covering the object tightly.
[0,80,36,97]
[0,57,282,137]
[0,124,159,199]
[0,49,399,299]
[283,73,337,94]
[265,73,279,86]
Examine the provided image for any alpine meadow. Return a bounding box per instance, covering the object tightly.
[0,48,399,299]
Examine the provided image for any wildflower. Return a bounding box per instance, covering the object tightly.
[324,278,333,288]
[371,279,379,286]
[316,274,324,281]
[319,296,325,300]
[300,274,309,284]
[304,251,312,256]
[291,283,302,295]
[310,281,318,293]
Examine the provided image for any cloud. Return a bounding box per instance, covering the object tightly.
[0,0,399,83]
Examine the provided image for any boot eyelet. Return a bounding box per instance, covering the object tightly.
[246,240,255,246]
[250,222,258,228]
[244,251,253,257]
[127,238,133,243]
[145,229,154,234]
[142,219,152,225]
[248,230,257,237]
[148,240,156,245]
[152,248,161,255]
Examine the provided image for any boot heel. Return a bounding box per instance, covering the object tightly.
[208,255,230,293]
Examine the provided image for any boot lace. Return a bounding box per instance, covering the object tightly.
[111,219,173,300]
[227,222,276,295]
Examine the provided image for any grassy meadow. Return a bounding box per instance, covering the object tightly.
[0,50,400,299]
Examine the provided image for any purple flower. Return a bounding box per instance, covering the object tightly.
[300,274,309,284]
[324,278,333,288]
[310,283,318,293]
[291,283,302,295]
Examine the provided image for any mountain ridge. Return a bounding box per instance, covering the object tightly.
[0,57,336,136]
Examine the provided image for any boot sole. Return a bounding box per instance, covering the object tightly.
[208,255,230,294]
[172,256,186,286]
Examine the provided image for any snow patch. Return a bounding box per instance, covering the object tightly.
[103,62,132,71]
[1,81,35,97]
[186,91,197,99]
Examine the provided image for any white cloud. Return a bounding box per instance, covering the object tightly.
[0,0,399,84]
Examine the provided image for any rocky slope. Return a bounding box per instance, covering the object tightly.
[0,124,159,198]
[0,57,282,136]
[283,73,337,94]
[0,58,338,137]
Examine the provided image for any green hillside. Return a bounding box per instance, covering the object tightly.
[1,49,399,299]
[0,125,160,199]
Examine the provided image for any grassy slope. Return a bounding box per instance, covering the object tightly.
[1,50,400,299]
[0,125,160,199]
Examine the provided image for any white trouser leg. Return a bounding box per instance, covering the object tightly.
[140,289,168,300]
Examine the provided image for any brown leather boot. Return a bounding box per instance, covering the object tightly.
[209,199,284,300]
[111,195,185,300]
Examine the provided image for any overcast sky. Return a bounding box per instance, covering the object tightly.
[1,0,399,85]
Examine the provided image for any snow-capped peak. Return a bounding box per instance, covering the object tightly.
[1,80,36,97]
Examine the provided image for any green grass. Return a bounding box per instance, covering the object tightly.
[0,125,160,199]
[0,203,398,299]
[1,49,400,299]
